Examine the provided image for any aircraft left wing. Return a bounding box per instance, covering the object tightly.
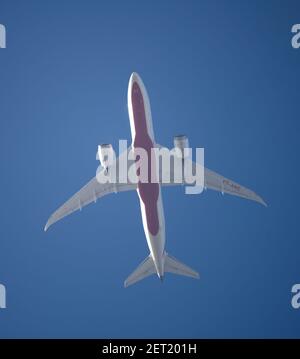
[156,144,267,207]
[202,166,267,206]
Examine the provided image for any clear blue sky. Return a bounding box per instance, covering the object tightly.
[0,0,300,338]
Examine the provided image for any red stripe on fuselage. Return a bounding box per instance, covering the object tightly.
[131,82,159,236]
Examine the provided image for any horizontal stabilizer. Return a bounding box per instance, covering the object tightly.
[124,255,156,288]
[164,253,199,279]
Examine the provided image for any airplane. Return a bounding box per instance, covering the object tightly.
[44,72,266,287]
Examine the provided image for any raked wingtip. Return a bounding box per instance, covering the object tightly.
[44,222,50,232]
[259,196,268,207]
[253,192,267,207]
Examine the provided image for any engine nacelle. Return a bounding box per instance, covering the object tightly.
[173,135,189,158]
[96,144,115,172]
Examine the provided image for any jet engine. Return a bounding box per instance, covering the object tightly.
[96,144,115,172]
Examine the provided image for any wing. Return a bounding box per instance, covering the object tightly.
[156,144,266,206]
[203,166,266,206]
[45,148,137,231]
[44,178,136,231]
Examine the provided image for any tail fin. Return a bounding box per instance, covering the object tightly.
[124,255,156,288]
[124,253,199,287]
[164,253,199,279]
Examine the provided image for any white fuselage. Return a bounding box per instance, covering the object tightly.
[127,73,165,278]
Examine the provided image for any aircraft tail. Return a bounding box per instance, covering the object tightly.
[124,253,199,287]
[124,255,156,288]
[164,253,200,279]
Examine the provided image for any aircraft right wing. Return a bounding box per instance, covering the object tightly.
[44,178,136,231]
[45,148,137,231]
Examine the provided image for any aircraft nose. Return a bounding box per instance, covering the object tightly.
[130,72,141,85]
[131,71,138,79]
